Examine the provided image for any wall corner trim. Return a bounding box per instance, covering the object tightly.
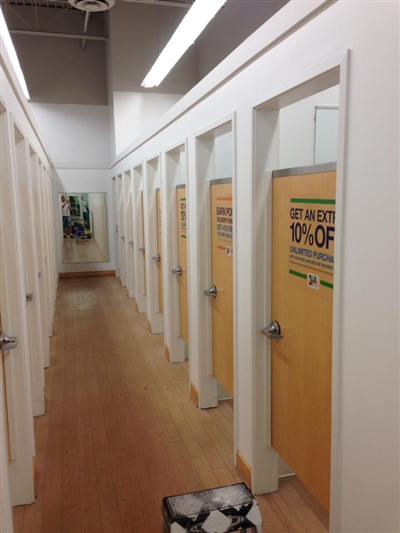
[236,450,252,489]
[189,383,199,407]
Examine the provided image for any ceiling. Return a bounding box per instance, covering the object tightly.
[1,0,288,104]
[2,0,194,47]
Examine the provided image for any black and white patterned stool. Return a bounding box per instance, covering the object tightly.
[161,482,263,532]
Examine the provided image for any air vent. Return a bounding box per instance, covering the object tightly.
[68,0,114,11]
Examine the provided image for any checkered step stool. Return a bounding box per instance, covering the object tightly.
[161,482,263,533]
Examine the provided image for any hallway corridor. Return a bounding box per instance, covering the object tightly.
[12,277,328,533]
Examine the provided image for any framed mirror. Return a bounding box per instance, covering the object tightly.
[60,192,110,263]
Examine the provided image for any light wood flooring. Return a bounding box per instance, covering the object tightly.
[13,276,329,533]
[62,238,108,264]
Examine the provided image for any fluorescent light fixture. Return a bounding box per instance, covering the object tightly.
[0,8,30,100]
[141,0,227,88]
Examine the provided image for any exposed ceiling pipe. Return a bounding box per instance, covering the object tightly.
[122,0,192,8]
[9,28,107,40]
[81,10,89,51]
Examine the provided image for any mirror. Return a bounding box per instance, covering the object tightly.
[60,193,110,263]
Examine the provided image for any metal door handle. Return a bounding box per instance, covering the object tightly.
[172,266,182,276]
[138,245,145,252]
[0,331,18,351]
[152,253,161,262]
[262,321,283,340]
[204,285,218,297]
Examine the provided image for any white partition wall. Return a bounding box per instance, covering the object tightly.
[162,142,188,363]
[109,3,399,531]
[132,164,147,313]
[124,171,135,299]
[144,156,163,334]
[90,193,110,261]
[188,119,235,409]
[13,125,45,417]
[111,176,120,278]
[1,29,56,526]
[38,163,52,337]
[116,174,127,287]
[43,168,57,315]
[1,106,36,508]
[251,81,342,494]
[121,171,131,293]
[30,153,51,368]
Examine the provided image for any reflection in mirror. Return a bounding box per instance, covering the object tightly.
[60,193,110,263]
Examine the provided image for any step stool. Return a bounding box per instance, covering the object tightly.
[161,482,263,532]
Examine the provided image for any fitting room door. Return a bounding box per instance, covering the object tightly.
[156,189,163,314]
[139,190,146,296]
[209,179,234,397]
[176,185,188,343]
[270,165,336,513]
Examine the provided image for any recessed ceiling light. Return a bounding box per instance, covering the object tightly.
[142,0,227,88]
[0,9,30,100]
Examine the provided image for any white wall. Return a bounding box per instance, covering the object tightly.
[111,2,399,532]
[30,103,111,168]
[53,169,114,274]
[214,130,233,179]
[90,193,109,259]
[279,86,339,168]
[1,34,55,530]
[30,103,114,273]
[113,92,182,155]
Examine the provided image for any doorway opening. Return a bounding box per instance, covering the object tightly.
[252,58,347,528]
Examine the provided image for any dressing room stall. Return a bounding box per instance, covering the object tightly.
[161,140,188,364]
[132,164,147,314]
[110,2,399,532]
[1,29,57,532]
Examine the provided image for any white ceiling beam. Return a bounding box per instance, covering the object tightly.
[122,0,192,8]
[9,28,107,39]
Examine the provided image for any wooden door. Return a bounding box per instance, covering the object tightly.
[156,189,163,314]
[176,186,188,343]
[117,177,126,286]
[140,190,146,296]
[271,166,336,512]
[210,180,234,397]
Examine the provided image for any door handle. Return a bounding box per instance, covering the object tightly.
[138,245,145,253]
[204,285,218,297]
[262,321,283,340]
[0,331,18,351]
[171,266,182,276]
[152,253,161,262]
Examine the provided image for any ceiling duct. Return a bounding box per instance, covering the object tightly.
[68,0,115,11]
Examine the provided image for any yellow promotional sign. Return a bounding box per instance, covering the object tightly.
[272,167,336,512]
[288,186,335,290]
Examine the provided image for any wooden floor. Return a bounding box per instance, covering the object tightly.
[13,277,329,533]
[62,238,108,264]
